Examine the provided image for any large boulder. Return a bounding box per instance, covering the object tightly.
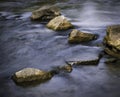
[31,6,61,21]
[104,25,120,58]
[46,16,73,30]
[68,29,96,43]
[12,68,53,84]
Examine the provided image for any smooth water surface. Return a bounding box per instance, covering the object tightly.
[0,0,120,97]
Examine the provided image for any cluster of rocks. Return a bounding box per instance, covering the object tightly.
[31,6,97,42]
[12,64,73,86]
[12,6,120,86]
[12,57,100,86]
[31,6,73,31]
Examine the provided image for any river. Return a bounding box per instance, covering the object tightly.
[0,0,120,97]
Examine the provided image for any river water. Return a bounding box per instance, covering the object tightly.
[0,0,120,97]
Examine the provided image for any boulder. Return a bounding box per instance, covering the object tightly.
[12,68,53,84]
[68,29,96,43]
[31,6,61,21]
[46,16,73,30]
[104,25,120,58]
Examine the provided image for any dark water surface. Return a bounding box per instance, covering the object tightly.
[0,0,120,97]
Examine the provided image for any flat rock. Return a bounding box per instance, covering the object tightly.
[13,68,53,83]
[31,6,61,21]
[104,25,120,58]
[57,46,102,66]
[46,16,73,30]
[67,58,100,66]
[69,29,96,43]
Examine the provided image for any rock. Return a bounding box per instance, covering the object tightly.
[50,64,73,75]
[68,29,96,43]
[59,64,73,73]
[31,6,61,21]
[57,46,102,66]
[104,47,120,58]
[12,68,53,84]
[67,57,100,66]
[104,25,120,58]
[46,16,73,30]
[105,58,118,64]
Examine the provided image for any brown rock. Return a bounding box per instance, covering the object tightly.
[68,29,96,43]
[59,64,73,73]
[50,64,73,75]
[46,16,73,30]
[104,25,120,58]
[13,68,53,83]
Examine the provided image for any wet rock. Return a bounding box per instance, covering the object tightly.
[67,57,100,66]
[68,29,96,43]
[105,58,118,64]
[12,68,53,84]
[46,16,73,30]
[104,47,120,58]
[57,46,102,66]
[31,6,61,21]
[58,64,73,73]
[104,25,120,58]
[51,64,73,75]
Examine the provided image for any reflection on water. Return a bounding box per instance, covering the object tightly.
[0,0,120,97]
[62,0,120,28]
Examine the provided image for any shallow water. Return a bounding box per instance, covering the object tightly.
[0,0,120,97]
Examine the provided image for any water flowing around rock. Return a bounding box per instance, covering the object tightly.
[0,0,120,97]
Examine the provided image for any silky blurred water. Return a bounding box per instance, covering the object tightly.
[0,0,120,97]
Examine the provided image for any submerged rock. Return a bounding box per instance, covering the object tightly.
[60,64,73,73]
[46,16,73,30]
[12,68,53,84]
[68,29,96,43]
[31,6,61,21]
[51,64,73,75]
[104,25,120,58]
